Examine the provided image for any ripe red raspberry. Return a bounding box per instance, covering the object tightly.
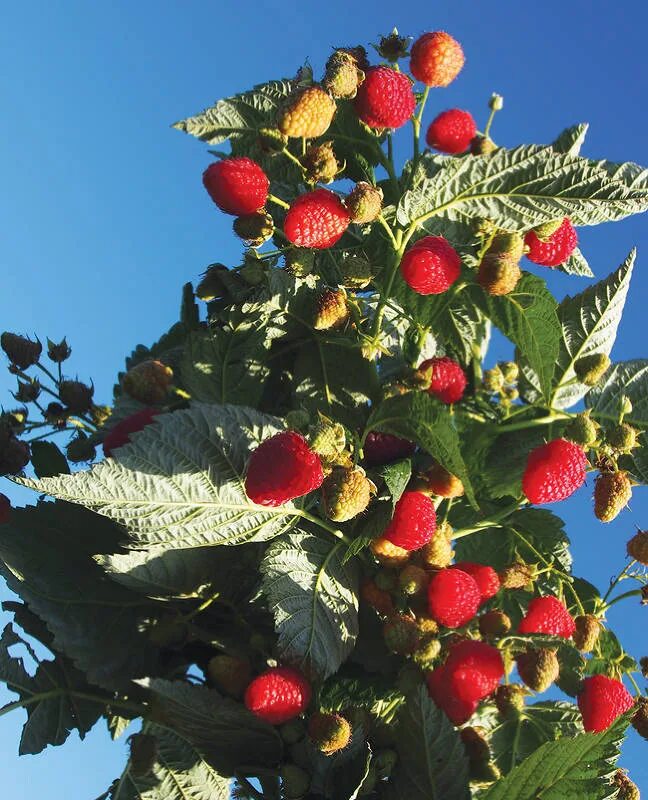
[577,675,634,733]
[103,408,160,457]
[427,665,478,725]
[518,595,576,638]
[400,236,461,295]
[284,189,350,249]
[202,157,269,216]
[450,562,500,602]
[0,493,10,524]
[245,431,324,507]
[419,356,467,404]
[244,666,312,725]
[427,568,481,628]
[383,491,436,551]
[522,438,587,504]
[425,109,477,154]
[410,31,465,87]
[445,640,505,703]
[354,66,416,129]
[524,218,578,267]
[363,431,416,467]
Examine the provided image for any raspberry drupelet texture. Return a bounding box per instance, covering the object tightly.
[284,189,350,249]
[427,664,479,725]
[363,431,416,466]
[444,640,505,703]
[277,86,337,139]
[103,408,160,457]
[244,666,312,725]
[202,157,269,216]
[524,218,578,267]
[522,438,587,504]
[427,568,481,628]
[410,31,465,87]
[382,491,436,551]
[419,356,467,404]
[518,595,576,638]
[354,66,416,129]
[245,431,324,507]
[426,109,476,154]
[450,562,501,602]
[400,236,462,295]
[577,675,634,733]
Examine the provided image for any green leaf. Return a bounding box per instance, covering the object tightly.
[471,274,561,400]
[110,721,232,800]
[30,441,70,478]
[379,459,412,507]
[19,404,301,553]
[367,392,476,508]
[0,624,105,755]
[384,686,471,800]
[552,124,589,156]
[293,341,379,430]
[550,250,635,409]
[260,530,359,680]
[481,717,627,800]
[320,674,404,719]
[143,679,282,775]
[180,321,270,406]
[483,424,552,500]
[559,248,594,277]
[0,502,161,691]
[586,359,648,430]
[173,78,294,145]
[586,629,637,678]
[397,145,648,230]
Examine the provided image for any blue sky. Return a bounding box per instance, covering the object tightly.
[0,1,647,796]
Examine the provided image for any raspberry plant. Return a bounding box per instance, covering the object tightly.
[2,27,648,800]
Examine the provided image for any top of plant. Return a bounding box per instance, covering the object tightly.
[1,25,648,800]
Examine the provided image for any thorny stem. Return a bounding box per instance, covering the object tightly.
[602,560,637,604]
[602,588,643,611]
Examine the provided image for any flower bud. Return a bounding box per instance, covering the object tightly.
[14,379,41,404]
[375,28,410,62]
[47,337,72,363]
[1,333,42,370]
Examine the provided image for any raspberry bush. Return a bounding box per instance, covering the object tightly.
[1,26,648,800]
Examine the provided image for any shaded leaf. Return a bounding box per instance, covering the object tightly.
[30,441,70,478]
[586,359,648,430]
[379,459,411,508]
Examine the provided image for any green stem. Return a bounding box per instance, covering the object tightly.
[376,214,399,249]
[182,590,221,622]
[411,86,430,168]
[267,194,290,210]
[35,361,60,386]
[628,672,642,696]
[602,560,637,604]
[603,589,643,611]
[297,510,351,545]
[452,501,523,539]
[497,412,572,434]
[483,106,497,139]
[282,147,305,172]
[0,690,145,722]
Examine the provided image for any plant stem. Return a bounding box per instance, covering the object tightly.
[483,106,498,139]
[182,590,221,622]
[297,510,351,545]
[376,215,399,249]
[452,501,523,539]
[282,147,305,172]
[497,412,572,434]
[602,561,637,604]
[411,86,430,168]
[267,194,290,210]
[603,588,644,611]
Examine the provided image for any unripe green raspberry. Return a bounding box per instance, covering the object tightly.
[499,561,535,590]
[564,412,600,447]
[122,360,173,405]
[321,466,373,522]
[280,718,306,744]
[483,366,504,393]
[399,564,428,595]
[628,531,648,566]
[308,711,352,755]
[413,636,441,668]
[594,470,632,523]
[383,613,420,654]
[632,696,648,741]
[499,361,519,384]
[339,255,373,289]
[374,569,398,592]
[278,85,336,139]
[91,404,112,427]
[573,614,601,653]
[308,419,346,461]
[147,614,188,648]
[195,263,229,302]
[470,135,498,155]
[285,409,310,433]
[612,769,640,800]
[420,523,454,569]
[233,211,274,247]
[460,726,491,768]
[516,648,559,693]
[207,654,252,698]
[416,614,440,638]
[1,332,42,370]
[59,379,94,414]
[606,422,639,453]
[495,684,526,718]
[501,386,519,402]
[66,434,96,464]
[371,536,410,567]
[479,610,512,638]
[323,51,365,99]
[477,233,524,296]
[284,248,315,277]
[313,288,349,330]
[301,141,341,184]
[345,182,383,224]
[0,435,30,475]
[574,353,611,386]
[532,219,564,241]
[280,764,311,799]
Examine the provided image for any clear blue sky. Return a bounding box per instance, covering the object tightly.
[0,1,647,796]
